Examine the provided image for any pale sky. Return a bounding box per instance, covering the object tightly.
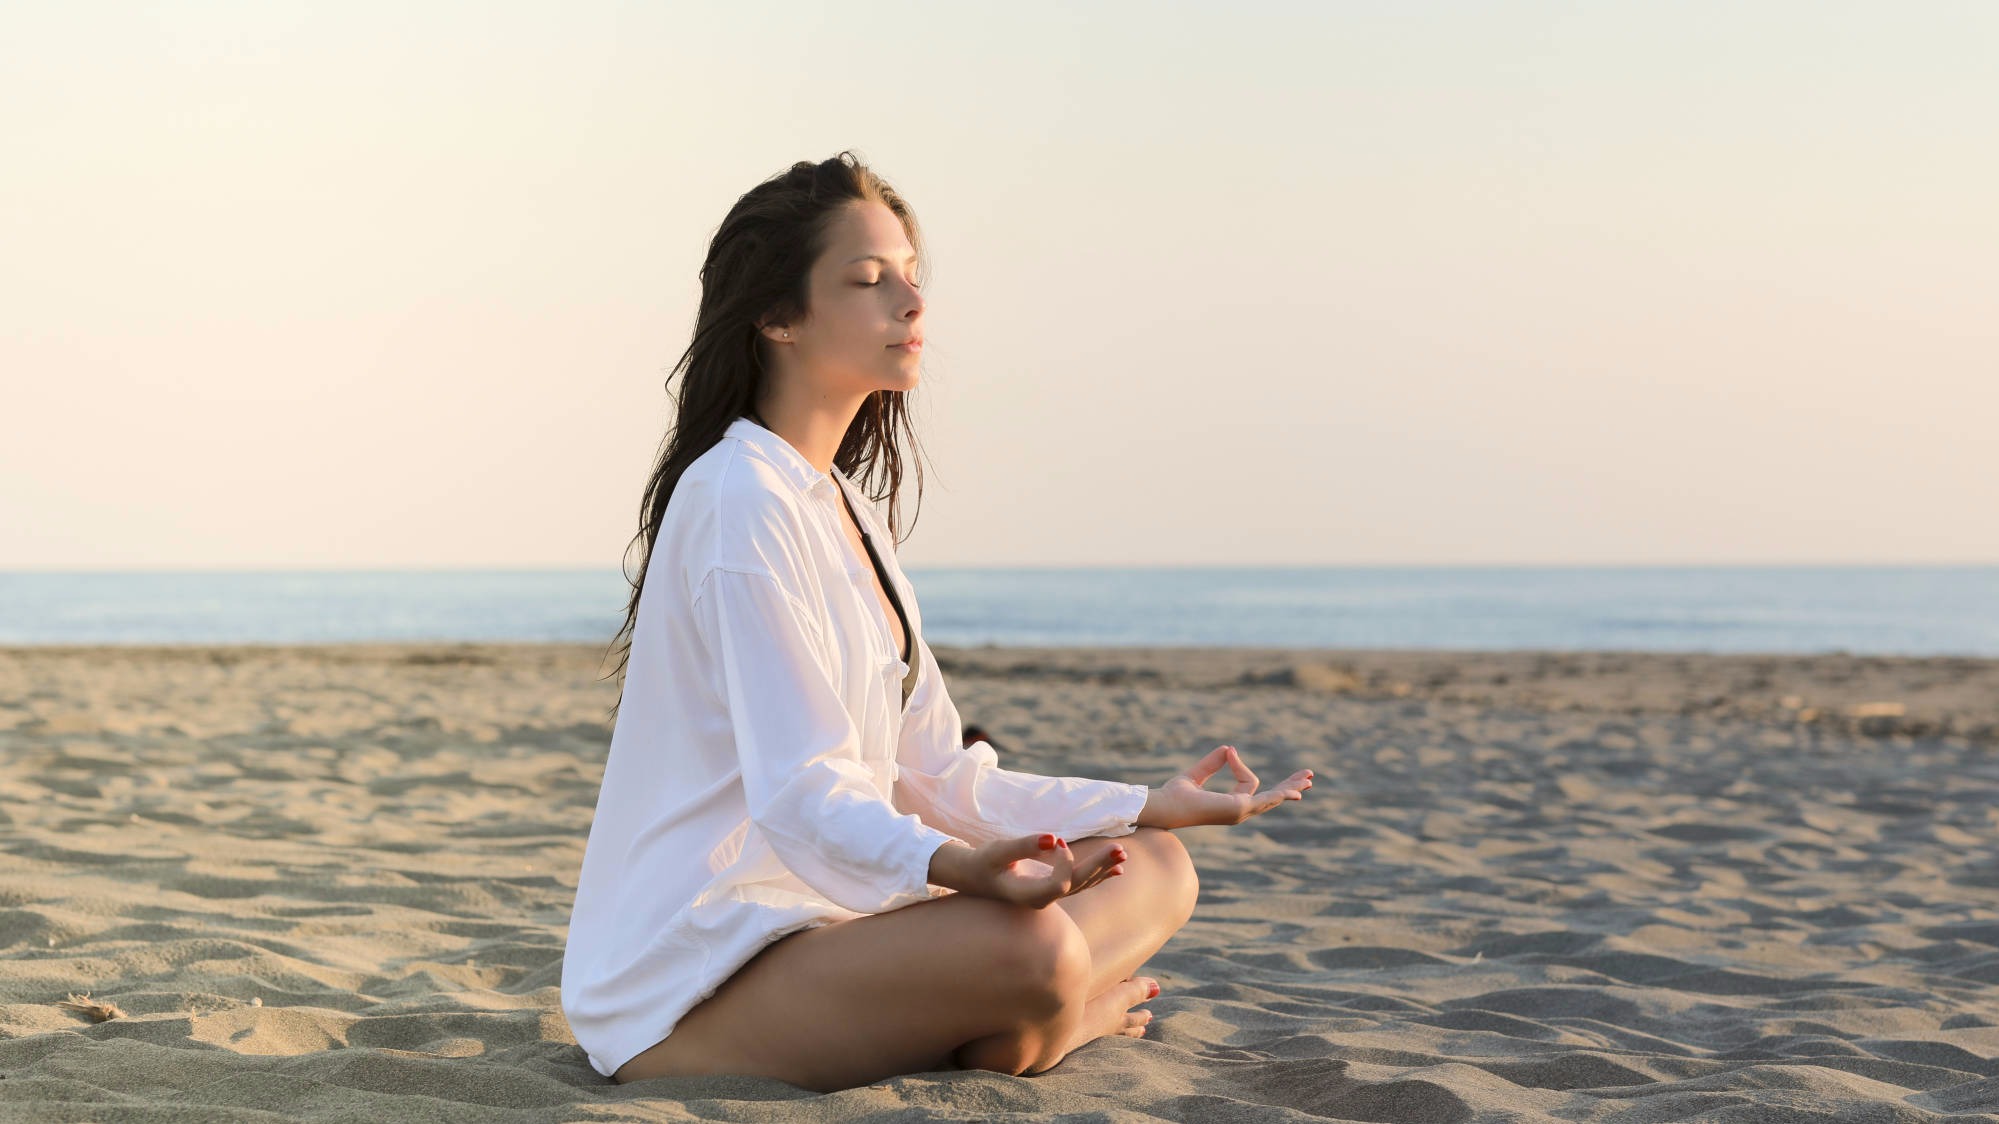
[4,1,1994,569]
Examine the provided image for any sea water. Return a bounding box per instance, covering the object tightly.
[1,567,1994,656]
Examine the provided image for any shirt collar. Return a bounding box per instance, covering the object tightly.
[723,416,844,499]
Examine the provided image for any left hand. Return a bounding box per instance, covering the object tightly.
[1138,745,1314,829]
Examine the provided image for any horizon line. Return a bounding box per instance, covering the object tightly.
[3,561,1996,575]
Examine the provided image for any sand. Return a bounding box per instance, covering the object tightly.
[1,642,1995,1123]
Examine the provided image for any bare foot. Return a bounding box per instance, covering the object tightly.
[1056,976,1157,1058]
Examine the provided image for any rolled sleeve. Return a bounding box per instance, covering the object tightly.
[699,565,957,914]
[894,632,1149,846]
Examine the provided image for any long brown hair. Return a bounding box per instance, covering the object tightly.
[601,151,931,717]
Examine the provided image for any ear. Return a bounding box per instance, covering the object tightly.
[758,321,792,343]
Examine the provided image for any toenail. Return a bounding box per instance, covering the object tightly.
[1147,982,1160,998]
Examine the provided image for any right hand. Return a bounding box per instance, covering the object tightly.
[958,833,1127,909]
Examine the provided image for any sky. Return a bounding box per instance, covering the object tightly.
[3,1,1995,569]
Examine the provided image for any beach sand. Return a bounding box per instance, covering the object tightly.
[1,642,1995,1122]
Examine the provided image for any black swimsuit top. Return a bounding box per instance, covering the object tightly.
[838,481,920,707]
[745,410,920,707]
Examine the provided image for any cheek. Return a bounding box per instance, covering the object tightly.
[833,297,890,345]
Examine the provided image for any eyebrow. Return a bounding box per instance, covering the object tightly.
[845,253,919,266]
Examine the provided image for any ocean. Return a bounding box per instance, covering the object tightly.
[1,567,1994,656]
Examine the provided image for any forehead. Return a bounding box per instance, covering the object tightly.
[822,201,915,266]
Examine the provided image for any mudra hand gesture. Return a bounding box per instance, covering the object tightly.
[943,832,1129,909]
[1139,744,1314,829]
[936,744,1312,906]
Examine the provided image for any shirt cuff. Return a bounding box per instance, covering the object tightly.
[1098,782,1149,838]
[891,819,962,907]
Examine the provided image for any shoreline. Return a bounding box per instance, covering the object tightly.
[8,641,1995,743]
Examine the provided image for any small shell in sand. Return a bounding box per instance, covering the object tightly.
[56,993,124,1023]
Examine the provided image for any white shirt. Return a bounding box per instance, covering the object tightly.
[561,417,1149,1079]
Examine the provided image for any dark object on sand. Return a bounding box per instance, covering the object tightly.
[962,724,1005,754]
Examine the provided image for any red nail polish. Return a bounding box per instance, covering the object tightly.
[1038,834,1054,850]
[1148,982,1160,998]
[1056,838,1068,850]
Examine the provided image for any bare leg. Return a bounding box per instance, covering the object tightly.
[1056,828,1201,995]
[952,826,1200,1073]
[968,975,1159,1075]
[612,827,1199,1091]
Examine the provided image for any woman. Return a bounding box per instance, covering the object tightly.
[560,152,1314,1093]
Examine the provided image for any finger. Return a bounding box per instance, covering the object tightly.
[1223,746,1261,794]
[1080,842,1125,883]
[1043,837,1076,880]
[1007,854,1073,906]
[1220,771,1316,824]
[1070,843,1125,892]
[1246,790,1296,818]
[1079,868,1127,892]
[1266,773,1309,796]
[1071,863,1112,894]
[1071,853,1125,895]
[995,833,1066,865]
[997,836,1073,888]
[1099,842,1129,881]
[1181,744,1235,785]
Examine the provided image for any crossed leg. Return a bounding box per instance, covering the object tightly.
[611,826,1200,1092]
[951,828,1199,1072]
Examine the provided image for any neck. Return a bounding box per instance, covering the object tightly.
[749,389,871,475]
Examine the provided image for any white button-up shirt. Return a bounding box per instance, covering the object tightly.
[561,417,1149,1078]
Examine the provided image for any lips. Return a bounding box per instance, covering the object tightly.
[890,337,924,350]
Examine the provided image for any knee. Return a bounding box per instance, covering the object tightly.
[1132,827,1199,926]
[986,902,1093,1016]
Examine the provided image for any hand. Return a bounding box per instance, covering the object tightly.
[1140,745,1313,829]
[950,832,1128,909]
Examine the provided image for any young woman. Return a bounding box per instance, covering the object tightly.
[560,152,1314,1093]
